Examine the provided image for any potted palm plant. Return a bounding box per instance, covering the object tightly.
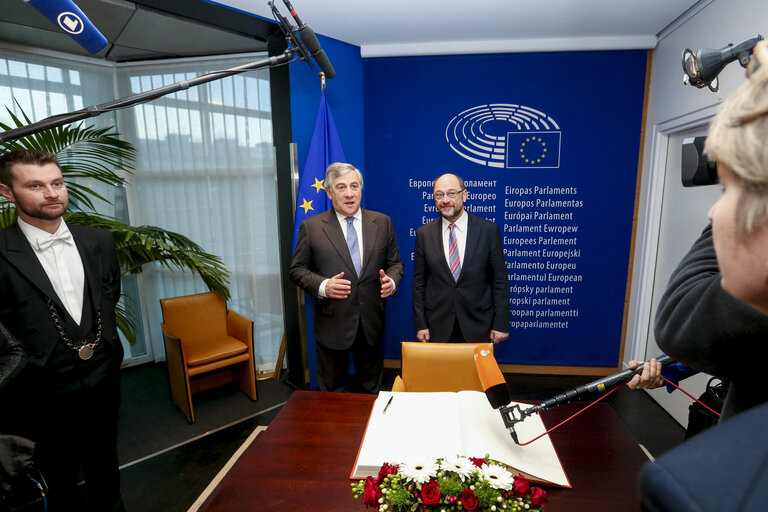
[0,109,230,346]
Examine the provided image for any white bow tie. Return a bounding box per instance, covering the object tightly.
[37,231,73,251]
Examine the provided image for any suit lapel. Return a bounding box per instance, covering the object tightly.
[461,214,478,282]
[71,226,102,307]
[359,209,378,277]
[0,223,65,310]
[429,219,454,278]
[321,209,358,278]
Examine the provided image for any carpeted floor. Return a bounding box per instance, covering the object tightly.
[117,363,294,466]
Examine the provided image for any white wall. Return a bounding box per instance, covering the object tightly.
[627,0,768,424]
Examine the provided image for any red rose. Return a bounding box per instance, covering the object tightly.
[512,474,531,498]
[460,488,478,512]
[362,476,382,508]
[377,463,398,484]
[421,479,441,506]
[530,486,547,507]
[469,457,486,467]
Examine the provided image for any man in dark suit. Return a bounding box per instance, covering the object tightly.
[413,173,510,344]
[290,162,403,393]
[0,150,125,511]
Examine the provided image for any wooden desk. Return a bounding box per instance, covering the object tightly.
[200,391,649,511]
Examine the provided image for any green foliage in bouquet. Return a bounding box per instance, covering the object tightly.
[351,456,548,512]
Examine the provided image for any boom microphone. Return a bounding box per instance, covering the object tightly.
[24,0,108,54]
[473,345,511,409]
[282,0,336,79]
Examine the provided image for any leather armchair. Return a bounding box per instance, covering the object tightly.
[160,291,258,423]
[392,342,492,392]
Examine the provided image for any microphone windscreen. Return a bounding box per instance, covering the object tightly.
[311,49,336,79]
[474,345,511,409]
[298,25,335,79]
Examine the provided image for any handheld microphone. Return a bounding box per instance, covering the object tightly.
[473,345,511,409]
[24,0,108,54]
[282,0,336,79]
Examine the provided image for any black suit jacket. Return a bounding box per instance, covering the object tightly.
[289,208,404,351]
[0,222,122,369]
[412,212,510,342]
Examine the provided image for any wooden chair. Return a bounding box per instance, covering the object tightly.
[160,291,258,423]
[391,342,493,392]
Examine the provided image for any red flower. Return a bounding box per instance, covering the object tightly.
[362,476,382,508]
[512,474,531,498]
[421,479,441,506]
[530,486,548,507]
[377,463,398,484]
[469,457,486,467]
[460,488,478,512]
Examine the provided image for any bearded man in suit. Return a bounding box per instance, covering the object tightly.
[290,162,403,393]
[0,150,125,511]
[413,173,510,344]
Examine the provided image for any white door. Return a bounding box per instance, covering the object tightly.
[643,125,718,427]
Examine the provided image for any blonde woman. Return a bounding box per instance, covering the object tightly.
[638,41,768,512]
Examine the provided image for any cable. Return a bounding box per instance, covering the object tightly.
[516,381,628,446]
[661,376,721,417]
[515,377,721,445]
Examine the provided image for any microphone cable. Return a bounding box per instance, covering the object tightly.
[514,377,721,446]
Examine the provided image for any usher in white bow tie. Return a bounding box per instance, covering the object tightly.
[37,231,73,250]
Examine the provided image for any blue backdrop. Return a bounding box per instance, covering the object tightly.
[363,50,647,368]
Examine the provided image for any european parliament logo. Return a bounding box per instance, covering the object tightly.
[445,104,561,169]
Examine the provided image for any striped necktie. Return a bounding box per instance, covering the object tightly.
[448,223,461,281]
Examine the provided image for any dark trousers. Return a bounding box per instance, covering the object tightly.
[1,346,124,512]
[36,372,123,512]
[315,321,383,394]
[447,318,466,343]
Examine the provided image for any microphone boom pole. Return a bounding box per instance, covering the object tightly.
[0,53,292,144]
[501,355,674,444]
[1,1,328,144]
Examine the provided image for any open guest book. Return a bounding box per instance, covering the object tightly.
[351,391,571,488]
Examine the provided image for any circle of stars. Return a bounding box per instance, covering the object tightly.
[520,137,548,165]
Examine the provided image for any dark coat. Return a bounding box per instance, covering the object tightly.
[638,400,768,512]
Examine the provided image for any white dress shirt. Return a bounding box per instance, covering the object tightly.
[18,218,85,325]
[441,209,468,270]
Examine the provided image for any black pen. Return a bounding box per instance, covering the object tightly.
[382,395,393,414]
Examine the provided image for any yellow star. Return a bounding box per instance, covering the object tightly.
[299,198,314,213]
[311,177,324,193]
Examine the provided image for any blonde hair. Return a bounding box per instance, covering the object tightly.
[705,55,768,237]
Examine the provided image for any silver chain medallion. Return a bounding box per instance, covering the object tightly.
[46,298,102,360]
[78,345,94,360]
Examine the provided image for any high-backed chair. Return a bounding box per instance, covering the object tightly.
[160,291,258,423]
[391,342,492,392]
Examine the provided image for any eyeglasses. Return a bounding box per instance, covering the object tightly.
[434,188,465,200]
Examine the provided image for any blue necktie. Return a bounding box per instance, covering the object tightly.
[448,223,461,281]
[346,217,362,276]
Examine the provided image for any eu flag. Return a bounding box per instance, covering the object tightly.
[292,88,346,390]
[506,131,561,168]
[292,89,347,250]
